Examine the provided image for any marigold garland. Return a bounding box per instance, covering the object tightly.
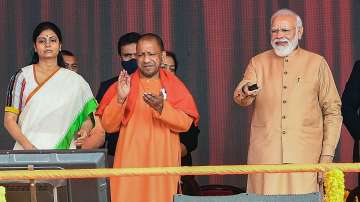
[324,169,344,202]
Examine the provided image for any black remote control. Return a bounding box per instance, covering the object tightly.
[248,84,258,91]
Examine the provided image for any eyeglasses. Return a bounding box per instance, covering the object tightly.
[136,51,161,58]
[270,27,296,35]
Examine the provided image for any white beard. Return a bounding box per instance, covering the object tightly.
[271,35,299,57]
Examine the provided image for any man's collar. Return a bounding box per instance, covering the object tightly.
[272,46,302,59]
[286,46,301,58]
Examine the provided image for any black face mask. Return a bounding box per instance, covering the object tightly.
[121,59,138,75]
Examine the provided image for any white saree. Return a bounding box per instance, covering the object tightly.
[5,65,97,150]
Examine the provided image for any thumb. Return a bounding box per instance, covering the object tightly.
[160,88,166,99]
[317,172,324,183]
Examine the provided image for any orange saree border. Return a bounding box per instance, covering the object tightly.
[25,65,60,106]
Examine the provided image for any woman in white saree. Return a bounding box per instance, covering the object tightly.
[4,22,97,150]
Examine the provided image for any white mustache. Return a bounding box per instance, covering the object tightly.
[273,38,289,44]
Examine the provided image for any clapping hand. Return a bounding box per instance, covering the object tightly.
[143,92,164,113]
[117,70,131,103]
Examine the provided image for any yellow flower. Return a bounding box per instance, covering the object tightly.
[324,169,344,202]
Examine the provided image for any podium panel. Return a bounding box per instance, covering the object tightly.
[174,192,321,202]
[0,149,109,202]
[2,182,68,202]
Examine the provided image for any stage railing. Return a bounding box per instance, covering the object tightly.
[0,163,358,180]
[0,163,359,202]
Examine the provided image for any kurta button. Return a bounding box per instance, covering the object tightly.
[284,71,288,75]
[282,115,286,119]
[283,100,287,104]
[282,131,286,134]
[283,86,287,89]
[285,59,288,62]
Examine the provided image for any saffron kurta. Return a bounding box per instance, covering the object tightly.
[234,48,342,194]
[102,76,193,202]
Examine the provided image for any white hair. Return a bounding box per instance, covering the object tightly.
[271,9,303,28]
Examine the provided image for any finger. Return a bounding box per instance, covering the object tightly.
[149,93,163,101]
[148,95,163,108]
[123,69,129,75]
[143,93,158,108]
[317,172,324,184]
[78,135,86,140]
[77,131,87,139]
[235,88,242,96]
[126,74,131,85]
[118,74,124,85]
[143,93,154,100]
[120,71,127,82]
[248,89,260,95]
[75,140,84,146]
[243,86,250,95]
[118,70,124,81]
[143,93,153,104]
[144,94,157,104]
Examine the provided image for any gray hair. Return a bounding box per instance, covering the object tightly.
[271,9,303,28]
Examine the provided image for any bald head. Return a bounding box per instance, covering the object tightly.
[137,33,164,52]
[136,33,166,78]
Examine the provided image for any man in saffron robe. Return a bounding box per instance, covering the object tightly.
[101,33,199,202]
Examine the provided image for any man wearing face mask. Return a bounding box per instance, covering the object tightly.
[90,32,140,162]
[234,9,342,195]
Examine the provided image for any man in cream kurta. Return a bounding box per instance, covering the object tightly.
[234,9,342,195]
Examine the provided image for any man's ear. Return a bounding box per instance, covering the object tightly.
[298,27,304,40]
[161,51,166,61]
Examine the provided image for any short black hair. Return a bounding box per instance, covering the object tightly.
[165,51,178,73]
[61,49,75,57]
[117,32,141,55]
[138,33,164,51]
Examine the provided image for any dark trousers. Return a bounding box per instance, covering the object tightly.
[354,140,360,184]
[180,175,200,196]
[346,140,360,202]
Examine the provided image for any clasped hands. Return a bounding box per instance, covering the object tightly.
[117,70,164,113]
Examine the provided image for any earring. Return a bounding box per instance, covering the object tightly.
[34,48,37,53]
[59,47,62,52]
